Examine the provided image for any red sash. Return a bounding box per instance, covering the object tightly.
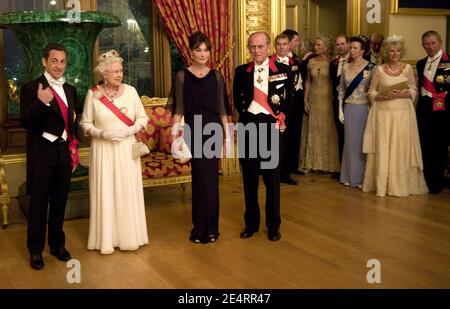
[422,76,446,111]
[91,86,134,126]
[253,87,286,132]
[49,86,80,168]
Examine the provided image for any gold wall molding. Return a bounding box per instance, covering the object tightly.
[0,155,10,227]
[390,0,450,16]
[238,0,285,64]
[152,8,172,97]
[347,0,361,36]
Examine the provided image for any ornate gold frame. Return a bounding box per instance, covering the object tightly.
[237,0,286,64]
[347,0,361,36]
[390,0,450,16]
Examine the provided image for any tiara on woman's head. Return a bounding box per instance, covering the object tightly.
[99,50,120,61]
[385,34,404,44]
[357,34,369,43]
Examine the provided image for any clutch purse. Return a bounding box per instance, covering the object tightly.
[131,132,150,159]
[171,136,192,163]
[379,81,409,96]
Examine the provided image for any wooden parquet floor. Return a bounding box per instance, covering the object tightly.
[1,173,449,288]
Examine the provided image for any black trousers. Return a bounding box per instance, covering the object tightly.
[239,113,282,232]
[27,138,72,255]
[281,90,304,177]
[417,97,450,193]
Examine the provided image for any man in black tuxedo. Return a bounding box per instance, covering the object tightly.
[416,31,450,194]
[234,31,294,241]
[20,43,75,270]
[329,34,350,178]
[271,33,301,185]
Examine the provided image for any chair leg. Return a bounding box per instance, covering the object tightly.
[180,183,186,191]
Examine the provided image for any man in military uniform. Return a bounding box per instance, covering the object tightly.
[416,30,450,194]
[234,31,294,241]
[271,33,303,184]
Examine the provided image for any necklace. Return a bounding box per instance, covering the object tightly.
[103,84,120,100]
[189,67,210,78]
[386,63,401,74]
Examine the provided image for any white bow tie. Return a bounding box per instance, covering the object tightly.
[278,57,289,65]
[48,77,65,87]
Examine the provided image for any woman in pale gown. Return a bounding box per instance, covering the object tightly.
[80,50,149,254]
[337,36,375,188]
[300,34,340,173]
[362,35,428,197]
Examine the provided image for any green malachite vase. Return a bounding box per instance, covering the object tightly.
[0,10,120,111]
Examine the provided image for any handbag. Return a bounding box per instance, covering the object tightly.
[171,136,192,163]
[132,132,150,159]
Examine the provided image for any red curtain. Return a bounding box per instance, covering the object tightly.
[153,0,235,115]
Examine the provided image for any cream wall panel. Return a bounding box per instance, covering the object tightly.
[389,14,447,61]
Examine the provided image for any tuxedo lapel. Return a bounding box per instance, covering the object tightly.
[246,63,254,101]
[62,83,74,125]
[39,75,64,121]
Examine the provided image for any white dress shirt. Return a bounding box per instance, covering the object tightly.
[42,71,68,142]
[248,58,270,115]
[421,49,443,97]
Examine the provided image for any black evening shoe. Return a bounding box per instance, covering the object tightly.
[189,235,201,243]
[50,247,72,262]
[268,230,281,241]
[240,228,258,239]
[208,233,220,243]
[30,253,44,270]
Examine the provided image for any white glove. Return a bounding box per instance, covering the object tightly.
[106,123,144,140]
[171,122,183,137]
[338,100,344,124]
[101,130,125,142]
[88,127,102,139]
[128,122,143,136]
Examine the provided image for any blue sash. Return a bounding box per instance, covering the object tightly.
[343,63,374,102]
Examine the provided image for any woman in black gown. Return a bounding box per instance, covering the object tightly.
[171,31,230,244]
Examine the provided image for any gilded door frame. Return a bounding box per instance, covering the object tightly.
[237,0,286,65]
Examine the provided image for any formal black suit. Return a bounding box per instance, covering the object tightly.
[416,51,450,193]
[233,58,293,233]
[271,55,304,178]
[329,56,347,162]
[20,74,77,255]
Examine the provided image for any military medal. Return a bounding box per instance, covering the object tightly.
[120,106,128,114]
[271,94,280,105]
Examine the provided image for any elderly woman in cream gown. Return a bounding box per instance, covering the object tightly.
[80,50,149,254]
[362,36,428,197]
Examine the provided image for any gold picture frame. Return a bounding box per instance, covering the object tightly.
[390,0,450,16]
